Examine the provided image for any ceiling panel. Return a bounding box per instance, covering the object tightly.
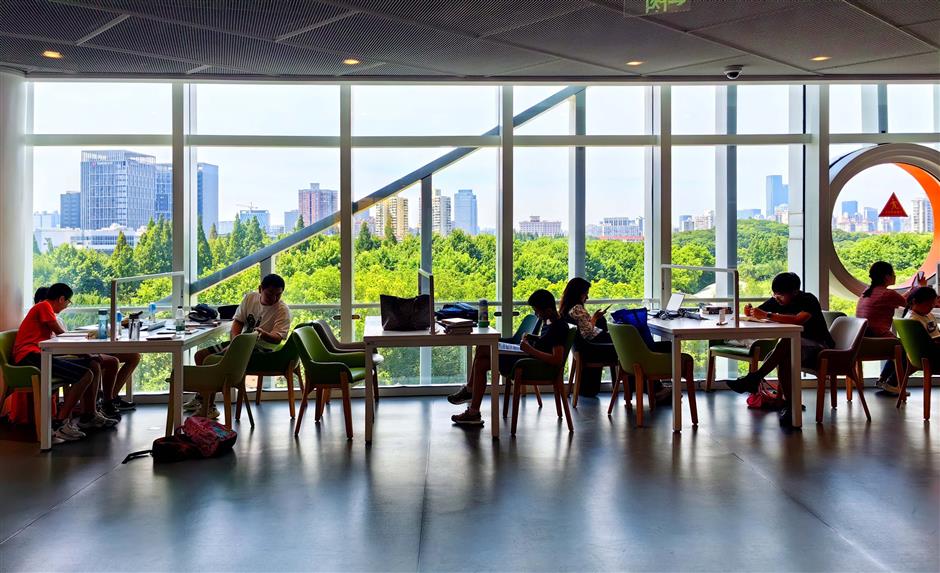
[493,5,741,71]
[497,58,634,77]
[57,0,350,40]
[905,19,940,46]
[0,35,191,74]
[702,2,932,71]
[331,0,591,36]
[341,63,449,76]
[615,0,798,31]
[647,54,815,77]
[852,0,940,26]
[817,51,940,75]
[287,13,553,76]
[0,0,116,42]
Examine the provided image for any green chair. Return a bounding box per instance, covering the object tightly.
[311,320,382,404]
[508,325,576,435]
[705,339,777,392]
[171,332,258,433]
[893,318,935,420]
[0,329,69,442]
[242,336,302,421]
[608,323,697,427]
[292,325,365,439]
[501,314,544,417]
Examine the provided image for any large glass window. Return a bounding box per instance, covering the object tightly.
[829,84,876,134]
[194,84,339,136]
[671,146,717,299]
[514,85,571,135]
[33,83,171,134]
[737,85,795,134]
[887,84,938,133]
[672,86,719,135]
[585,87,647,135]
[353,86,498,136]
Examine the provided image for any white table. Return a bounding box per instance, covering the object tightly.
[38,322,229,451]
[362,316,501,442]
[647,316,804,431]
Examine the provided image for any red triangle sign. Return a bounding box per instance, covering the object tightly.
[879,193,908,218]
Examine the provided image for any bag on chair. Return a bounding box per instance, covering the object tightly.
[183,416,238,457]
[380,294,431,331]
[747,380,786,411]
[611,307,656,349]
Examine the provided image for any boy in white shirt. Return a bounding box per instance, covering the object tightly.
[187,274,292,418]
[908,287,940,338]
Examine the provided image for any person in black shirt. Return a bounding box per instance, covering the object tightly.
[450,289,568,426]
[727,273,833,425]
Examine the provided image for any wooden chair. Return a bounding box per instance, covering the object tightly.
[852,336,903,401]
[892,318,935,421]
[509,326,576,435]
[608,324,697,427]
[705,339,777,392]
[803,316,869,424]
[568,335,619,408]
[500,314,544,417]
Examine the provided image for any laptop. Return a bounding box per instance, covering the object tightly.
[664,292,685,316]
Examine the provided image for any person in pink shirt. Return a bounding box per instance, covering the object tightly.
[855,261,926,394]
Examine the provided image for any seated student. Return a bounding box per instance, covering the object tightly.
[32,287,139,419]
[907,286,940,340]
[727,272,834,426]
[558,277,617,398]
[13,283,114,444]
[449,289,568,426]
[188,273,291,418]
[855,261,926,395]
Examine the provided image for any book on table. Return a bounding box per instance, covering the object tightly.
[438,318,475,334]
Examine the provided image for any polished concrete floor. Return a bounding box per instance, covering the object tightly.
[0,389,937,572]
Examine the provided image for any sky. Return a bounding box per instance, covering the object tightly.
[31,82,939,232]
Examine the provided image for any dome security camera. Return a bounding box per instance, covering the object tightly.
[724,65,743,80]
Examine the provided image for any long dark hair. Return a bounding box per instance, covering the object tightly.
[862,261,894,298]
[559,277,591,319]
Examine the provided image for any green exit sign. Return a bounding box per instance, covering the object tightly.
[645,0,691,14]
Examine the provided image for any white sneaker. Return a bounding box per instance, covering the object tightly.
[78,411,118,430]
[55,420,85,441]
[183,395,203,412]
[206,404,220,420]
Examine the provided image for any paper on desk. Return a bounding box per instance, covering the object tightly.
[741,316,772,323]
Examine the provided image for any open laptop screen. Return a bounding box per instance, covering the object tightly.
[665,292,685,312]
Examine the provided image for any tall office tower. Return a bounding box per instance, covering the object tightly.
[152,163,219,229]
[298,182,339,229]
[60,191,81,228]
[374,196,409,240]
[678,215,694,232]
[518,215,562,237]
[911,198,934,233]
[81,150,156,230]
[863,207,878,223]
[284,209,300,231]
[842,200,859,217]
[431,189,452,236]
[765,175,788,217]
[237,209,271,233]
[453,189,478,235]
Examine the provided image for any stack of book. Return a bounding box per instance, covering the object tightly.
[438,318,475,335]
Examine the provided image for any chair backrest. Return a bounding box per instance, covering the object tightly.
[0,329,16,368]
[312,320,343,352]
[828,316,867,364]
[822,310,846,330]
[893,318,936,366]
[216,332,259,381]
[291,324,334,368]
[509,314,540,344]
[608,323,659,370]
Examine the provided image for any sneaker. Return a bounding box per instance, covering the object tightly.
[653,387,673,406]
[101,402,123,420]
[875,379,904,396]
[111,397,136,411]
[206,403,220,420]
[727,373,761,394]
[78,411,119,430]
[55,419,86,440]
[53,426,78,442]
[451,409,484,426]
[779,406,793,428]
[182,395,203,412]
[52,434,67,445]
[447,386,473,405]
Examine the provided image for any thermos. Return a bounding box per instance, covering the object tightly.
[478,299,489,329]
[97,309,108,340]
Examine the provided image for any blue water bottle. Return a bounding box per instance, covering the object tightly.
[148,302,157,323]
[97,309,108,340]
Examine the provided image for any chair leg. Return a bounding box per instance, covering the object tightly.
[294,379,311,437]
[816,359,828,424]
[634,366,645,427]
[705,352,716,392]
[924,361,932,421]
[534,385,544,408]
[255,375,263,405]
[314,387,324,422]
[241,384,255,428]
[165,380,175,436]
[646,373,656,412]
[557,378,574,432]
[686,370,698,426]
[566,355,576,401]
[222,385,233,429]
[572,355,583,408]
[502,376,511,419]
[853,374,871,421]
[341,378,353,440]
[235,387,243,420]
[830,373,838,409]
[511,375,523,436]
[847,362,858,402]
[608,371,621,416]
[29,377,43,442]
[286,367,296,419]
[372,366,380,403]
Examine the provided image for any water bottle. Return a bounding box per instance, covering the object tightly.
[115,311,123,338]
[175,306,185,335]
[97,309,108,340]
[478,299,489,329]
[148,302,157,323]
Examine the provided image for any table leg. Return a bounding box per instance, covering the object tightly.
[790,334,802,427]
[365,343,375,442]
[170,349,184,435]
[672,337,683,433]
[490,342,499,439]
[40,351,52,451]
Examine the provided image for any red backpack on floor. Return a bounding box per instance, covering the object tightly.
[183,416,238,457]
[747,380,786,411]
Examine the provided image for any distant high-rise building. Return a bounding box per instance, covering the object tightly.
[81,150,156,230]
[429,189,453,236]
[693,209,715,231]
[736,208,762,220]
[678,215,694,232]
[518,216,562,237]
[298,183,338,233]
[60,191,82,229]
[765,175,788,217]
[374,197,409,240]
[152,163,219,230]
[911,198,933,233]
[33,211,60,229]
[863,207,878,223]
[842,200,859,217]
[237,209,270,233]
[597,216,643,239]
[284,210,300,231]
[454,189,478,235]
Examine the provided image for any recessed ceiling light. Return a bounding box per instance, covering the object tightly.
[626,61,644,66]
[42,50,63,59]
[810,55,831,62]
[343,58,360,65]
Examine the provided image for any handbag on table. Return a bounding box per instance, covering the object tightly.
[380,294,432,331]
